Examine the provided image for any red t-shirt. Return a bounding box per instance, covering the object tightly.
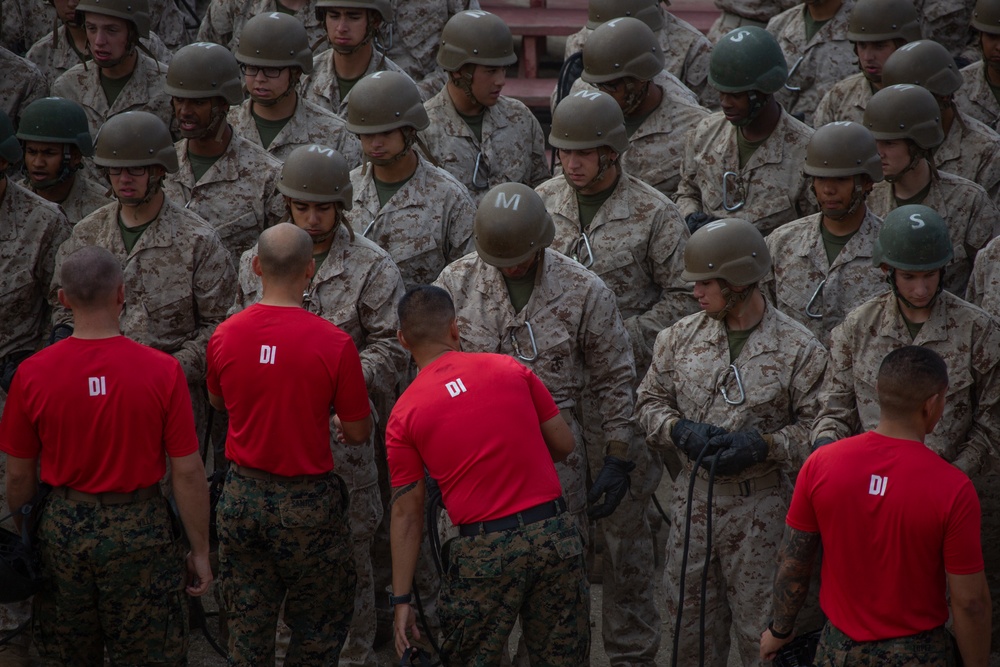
[386,351,563,525]
[206,303,370,476]
[787,431,983,641]
[0,336,197,494]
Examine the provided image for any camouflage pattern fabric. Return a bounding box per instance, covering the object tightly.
[25,26,173,87]
[163,133,285,267]
[762,210,887,346]
[915,0,974,60]
[559,69,700,117]
[385,0,479,97]
[18,174,111,225]
[675,110,816,235]
[811,290,1000,477]
[767,0,858,126]
[813,622,954,667]
[967,234,1000,317]
[419,89,550,203]
[1,47,48,127]
[33,494,188,666]
[866,170,998,297]
[197,0,327,54]
[935,111,1000,205]
[302,49,408,118]
[50,53,172,139]
[956,62,1000,132]
[217,472,356,666]
[706,0,800,41]
[812,72,874,128]
[346,156,475,290]
[438,514,589,666]
[228,97,363,166]
[636,305,828,666]
[0,0,55,54]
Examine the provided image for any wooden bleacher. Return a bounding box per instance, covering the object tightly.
[481,0,721,109]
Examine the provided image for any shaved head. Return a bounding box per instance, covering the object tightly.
[257,222,314,280]
[397,285,456,346]
[877,346,949,418]
[60,246,123,306]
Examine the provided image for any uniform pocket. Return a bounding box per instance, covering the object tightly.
[279,491,332,529]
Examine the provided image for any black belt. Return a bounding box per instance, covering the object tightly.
[458,497,566,537]
[51,485,160,505]
[231,463,331,483]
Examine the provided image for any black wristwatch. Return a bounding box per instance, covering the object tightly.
[767,621,792,639]
[389,592,413,606]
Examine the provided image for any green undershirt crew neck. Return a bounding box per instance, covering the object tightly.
[803,9,831,42]
[187,150,221,183]
[118,215,154,254]
[374,172,414,208]
[727,322,758,362]
[893,180,932,207]
[820,221,859,266]
[252,110,290,149]
[736,129,766,169]
[503,264,538,314]
[458,110,484,142]
[338,74,363,102]
[100,70,133,106]
[313,250,330,268]
[901,311,924,340]
[575,179,617,231]
[624,108,654,138]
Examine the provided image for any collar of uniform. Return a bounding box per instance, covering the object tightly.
[839,72,873,111]
[53,25,82,71]
[356,154,429,217]
[734,300,783,359]
[878,289,951,343]
[794,209,879,265]
[474,247,565,317]
[435,88,511,140]
[934,110,972,164]
[777,0,853,51]
[175,134,244,188]
[118,197,181,255]
[312,224,352,280]
[86,52,162,116]
[719,110,794,171]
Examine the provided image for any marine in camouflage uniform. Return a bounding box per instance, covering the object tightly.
[234,145,406,667]
[881,39,1000,204]
[197,0,327,54]
[344,71,475,290]
[15,97,111,225]
[636,218,828,667]
[706,0,798,43]
[576,18,709,200]
[956,0,1000,131]
[811,0,921,128]
[419,11,549,203]
[766,0,857,125]
[0,0,55,54]
[227,13,362,165]
[967,235,1000,316]
[563,0,716,109]
[48,112,236,454]
[538,91,696,665]
[0,47,48,128]
[762,121,886,346]
[861,83,998,297]
[915,0,975,59]
[676,27,816,236]
[162,42,285,267]
[0,111,70,666]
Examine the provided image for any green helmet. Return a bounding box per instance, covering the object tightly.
[437,10,517,71]
[474,183,554,267]
[0,111,22,164]
[973,0,1000,34]
[75,0,150,38]
[586,0,663,32]
[682,218,771,285]
[236,13,314,74]
[278,145,353,208]
[709,27,787,94]
[863,84,944,149]
[581,17,664,84]
[345,71,429,134]
[881,40,963,97]
[549,90,628,154]
[872,204,953,270]
[93,111,178,173]
[846,0,921,42]
[165,42,245,106]
[805,121,882,182]
[314,0,392,23]
[16,97,94,156]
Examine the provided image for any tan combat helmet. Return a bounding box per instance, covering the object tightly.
[93,111,178,173]
[846,0,921,43]
[581,17,664,85]
[474,183,554,267]
[315,0,392,23]
[236,12,314,74]
[278,144,353,208]
[881,40,963,97]
[863,84,944,150]
[586,0,663,32]
[75,0,150,38]
[165,42,245,105]
[805,121,882,182]
[436,10,517,71]
[682,218,771,286]
[549,90,628,154]
[345,71,429,134]
[973,0,1000,34]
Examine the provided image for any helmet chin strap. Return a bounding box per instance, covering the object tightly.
[250,71,298,107]
[883,143,928,183]
[817,175,867,221]
[451,69,486,112]
[111,170,164,208]
[564,149,617,192]
[173,103,229,141]
[886,268,944,311]
[707,281,756,321]
[25,145,78,190]
[331,12,378,54]
[730,91,766,128]
[368,128,417,167]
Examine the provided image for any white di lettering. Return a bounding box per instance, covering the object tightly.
[445,378,467,398]
[259,345,277,365]
[868,474,888,496]
[88,376,107,396]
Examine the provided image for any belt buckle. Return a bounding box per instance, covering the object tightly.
[738,479,753,497]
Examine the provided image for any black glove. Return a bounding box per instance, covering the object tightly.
[586,456,636,519]
[706,430,769,476]
[685,212,718,234]
[48,324,73,346]
[671,419,729,461]
[0,350,33,394]
[812,437,835,451]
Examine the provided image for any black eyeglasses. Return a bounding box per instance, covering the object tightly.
[240,63,285,78]
[106,166,149,176]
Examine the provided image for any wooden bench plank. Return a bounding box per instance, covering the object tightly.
[485,7,586,35]
[502,77,557,108]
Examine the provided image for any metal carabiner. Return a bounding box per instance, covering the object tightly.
[805,279,826,319]
[471,151,489,190]
[361,218,377,239]
[719,364,746,406]
[784,56,804,92]
[573,232,594,268]
[722,171,746,212]
[509,321,538,362]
